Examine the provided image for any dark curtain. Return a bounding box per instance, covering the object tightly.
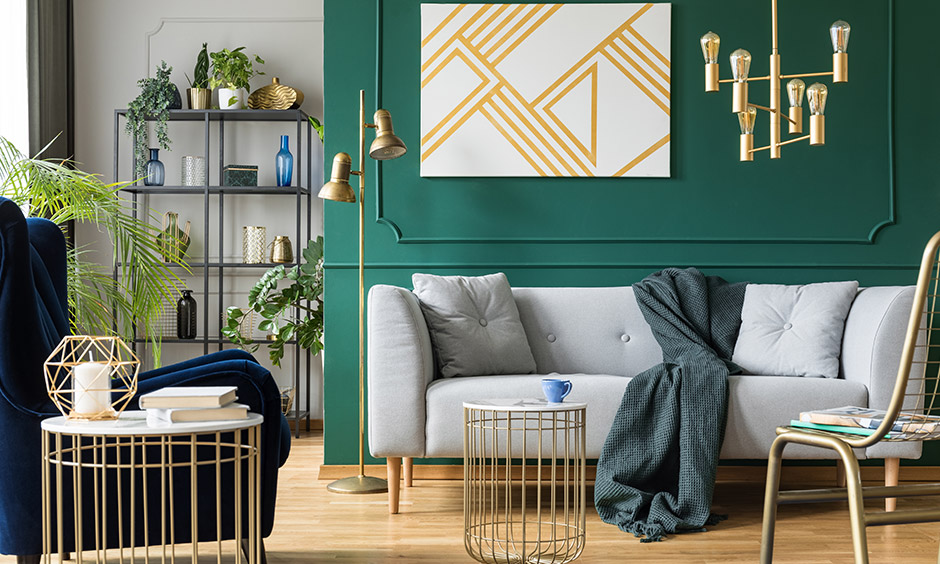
[27,0,74,241]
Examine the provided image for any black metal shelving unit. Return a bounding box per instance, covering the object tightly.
[113,108,314,437]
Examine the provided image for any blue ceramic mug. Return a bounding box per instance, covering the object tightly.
[542,378,572,403]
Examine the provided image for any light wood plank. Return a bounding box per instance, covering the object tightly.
[13,431,940,563]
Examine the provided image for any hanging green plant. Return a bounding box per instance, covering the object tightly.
[125,61,177,179]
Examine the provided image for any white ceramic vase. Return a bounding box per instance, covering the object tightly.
[218,87,245,110]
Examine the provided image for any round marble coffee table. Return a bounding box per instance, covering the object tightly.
[463,399,587,564]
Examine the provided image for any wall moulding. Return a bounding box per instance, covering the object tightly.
[370,0,896,246]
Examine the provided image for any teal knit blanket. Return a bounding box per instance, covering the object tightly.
[594,268,746,542]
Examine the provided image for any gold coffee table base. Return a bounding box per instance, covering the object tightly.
[463,399,587,564]
[41,411,263,563]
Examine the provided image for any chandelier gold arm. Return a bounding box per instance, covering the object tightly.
[780,71,834,80]
[719,76,771,84]
[749,134,811,154]
[749,104,798,126]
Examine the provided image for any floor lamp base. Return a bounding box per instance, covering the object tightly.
[326,475,389,494]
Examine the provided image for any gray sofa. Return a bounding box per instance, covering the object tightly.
[367,284,920,513]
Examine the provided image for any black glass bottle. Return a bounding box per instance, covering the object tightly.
[177,290,197,339]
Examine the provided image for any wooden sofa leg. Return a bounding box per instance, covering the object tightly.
[885,457,899,512]
[403,457,413,487]
[836,460,846,487]
[388,457,402,514]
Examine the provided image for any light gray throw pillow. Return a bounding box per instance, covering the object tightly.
[732,281,859,378]
[412,272,536,378]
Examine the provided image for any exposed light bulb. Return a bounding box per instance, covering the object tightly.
[787,79,805,108]
[700,32,720,64]
[830,20,851,53]
[738,106,757,135]
[806,83,828,115]
[730,49,751,81]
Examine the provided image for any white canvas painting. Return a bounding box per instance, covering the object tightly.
[420,3,671,177]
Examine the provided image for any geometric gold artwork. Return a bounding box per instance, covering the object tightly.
[44,335,140,420]
[421,3,671,177]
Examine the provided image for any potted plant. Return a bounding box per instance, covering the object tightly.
[125,61,180,179]
[209,47,265,110]
[223,236,323,366]
[0,136,189,360]
[185,43,211,110]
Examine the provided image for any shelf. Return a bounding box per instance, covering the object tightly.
[134,337,297,345]
[120,185,311,195]
[115,262,298,269]
[115,109,311,122]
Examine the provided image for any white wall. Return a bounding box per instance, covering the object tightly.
[0,0,28,153]
[74,0,326,418]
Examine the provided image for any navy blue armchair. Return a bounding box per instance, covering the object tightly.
[0,197,291,561]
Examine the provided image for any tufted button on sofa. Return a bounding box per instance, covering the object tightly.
[366,284,920,513]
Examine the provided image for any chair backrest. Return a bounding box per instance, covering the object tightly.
[859,230,940,446]
[0,197,68,415]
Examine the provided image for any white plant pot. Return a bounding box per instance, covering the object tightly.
[218,88,246,110]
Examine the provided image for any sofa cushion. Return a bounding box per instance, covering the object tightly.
[413,272,536,378]
[732,281,858,378]
[424,373,869,459]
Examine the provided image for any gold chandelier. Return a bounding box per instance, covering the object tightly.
[700,0,850,161]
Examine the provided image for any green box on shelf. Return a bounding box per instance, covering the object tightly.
[223,164,259,186]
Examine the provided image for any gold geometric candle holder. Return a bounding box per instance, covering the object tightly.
[44,335,140,421]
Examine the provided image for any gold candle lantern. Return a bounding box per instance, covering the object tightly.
[44,335,140,420]
[243,226,267,264]
[270,236,293,263]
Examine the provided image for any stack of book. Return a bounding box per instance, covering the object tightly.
[792,405,940,438]
[140,386,248,426]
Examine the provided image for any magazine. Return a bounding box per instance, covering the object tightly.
[798,405,940,434]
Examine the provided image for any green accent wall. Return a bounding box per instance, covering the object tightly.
[323,0,940,466]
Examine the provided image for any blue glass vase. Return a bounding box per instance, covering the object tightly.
[275,135,293,187]
[144,148,165,186]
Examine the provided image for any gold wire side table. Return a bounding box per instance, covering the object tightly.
[40,411,263,563]
[463,399,587,564]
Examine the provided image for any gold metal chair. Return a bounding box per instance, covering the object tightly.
[760,230,940,564]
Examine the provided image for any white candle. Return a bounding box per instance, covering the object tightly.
[73,362,111,416]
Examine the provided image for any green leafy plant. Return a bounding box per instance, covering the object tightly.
[308,116,325,142]
[208,47,265,91]
[125,61,176,179]
[185,43,210,89]
[223,237,323,367]
[0,137,189,357]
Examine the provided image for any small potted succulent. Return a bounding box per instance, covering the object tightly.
[185,43,211,109]
[208,47,265,110]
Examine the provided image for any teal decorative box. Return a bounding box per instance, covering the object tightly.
[223,164,258,186]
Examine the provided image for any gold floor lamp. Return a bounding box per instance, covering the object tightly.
[319,89,407,494]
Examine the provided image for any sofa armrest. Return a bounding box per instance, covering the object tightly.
[841,286,923,459]
[841,286,915,409]
[367,285,434,458]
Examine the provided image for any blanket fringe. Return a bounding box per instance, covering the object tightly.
[620,521,666,543]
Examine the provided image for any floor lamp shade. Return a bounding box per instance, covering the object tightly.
[319,152,356,203]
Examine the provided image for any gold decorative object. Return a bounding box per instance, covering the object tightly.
[319,89,407,496]
[247,77,305,110]
[43,335,140,420]
[701,1,850,161]
[270,235,293,263]
[243,226,267,264]
[187,87,211,110]
[157,211,191,262]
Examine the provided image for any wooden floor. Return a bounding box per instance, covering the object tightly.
[7,430,940,563]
